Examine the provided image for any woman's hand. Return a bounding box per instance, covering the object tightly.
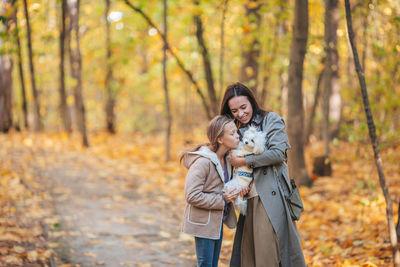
[223,188,239,203]
[228,152,247,168]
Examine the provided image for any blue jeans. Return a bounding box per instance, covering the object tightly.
[194,227,223,267]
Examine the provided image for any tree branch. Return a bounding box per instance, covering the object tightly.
[124,0,211,119]
[218,0,229,103]
[345,0,400,265]
[193,0,217,116]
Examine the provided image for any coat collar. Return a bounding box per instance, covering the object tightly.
[188,146,230,183]
[239,112,264,137]
[251,112,264,125]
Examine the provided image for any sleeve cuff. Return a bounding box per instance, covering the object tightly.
[245,154,256,169]
[222,194,227,204]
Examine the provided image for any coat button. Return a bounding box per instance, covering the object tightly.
[263,169,267,175]
[272,191,276,196]
[249,163,254,168]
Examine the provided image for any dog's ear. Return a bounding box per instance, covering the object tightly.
[252,131,267,154]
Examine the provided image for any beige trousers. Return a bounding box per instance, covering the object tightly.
[241,196,280,267]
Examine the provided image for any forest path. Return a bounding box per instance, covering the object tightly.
[9,143,196,267]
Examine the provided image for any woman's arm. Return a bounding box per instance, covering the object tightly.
[245,112,291,169]
[184,158,225,210]
[227,153,247,167]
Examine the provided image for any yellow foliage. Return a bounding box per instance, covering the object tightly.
[0,132,399,266]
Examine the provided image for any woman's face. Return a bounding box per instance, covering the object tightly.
[228,96,253,125]
[219,121,239,150]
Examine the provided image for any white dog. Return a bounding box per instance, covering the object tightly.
[224,126,266,215]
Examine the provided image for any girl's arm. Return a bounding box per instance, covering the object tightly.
[245,112,291,169]
[184,158,225,210]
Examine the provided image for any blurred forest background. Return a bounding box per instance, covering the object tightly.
[1,0,400,266]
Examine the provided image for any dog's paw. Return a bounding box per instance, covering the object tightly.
[235,198,248,216]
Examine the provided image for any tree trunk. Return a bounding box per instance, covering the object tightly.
[59,0,71,133]
[0,57,13,133]
[13,2,28,130]
[260,7,281,107]
[286,0,312,186]
[397,201,400,242]
[305,64,324,144]
[345,1,399,265]
[279,69,288,118]
[323,0,340,155]
[240,0,261,96]
[322,0,332,155]
[276,1,289,117]
[104,0,115,133]
[0,45,13,132]
[218,0,229,101]
[162,0,172,161]
[0,0,13,133]
[124,0,212,119]
[64,0,75,128]
[23,0,42,131]
[67,0,89,147]
[193,0,218,117]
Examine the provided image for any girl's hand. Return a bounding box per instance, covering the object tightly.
[228,152,247,167]
[223,188,239,203]
[239,186,250,198]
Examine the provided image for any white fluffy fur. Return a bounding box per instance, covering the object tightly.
[224,126,266,215]
[239,126,267,156]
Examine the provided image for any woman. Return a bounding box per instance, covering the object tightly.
[181,115,241,267]
[220,82,306,267]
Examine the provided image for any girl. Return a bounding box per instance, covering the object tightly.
[181,115,240,267]
[220,82,306,267]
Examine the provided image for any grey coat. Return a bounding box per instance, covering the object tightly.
[231,112,306,267]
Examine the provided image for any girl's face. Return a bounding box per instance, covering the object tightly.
[228,96,253,125]
[218,121,239,150]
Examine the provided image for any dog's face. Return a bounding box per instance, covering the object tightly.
[241,127,266,154]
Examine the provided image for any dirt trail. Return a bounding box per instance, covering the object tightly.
[13,147,196,267]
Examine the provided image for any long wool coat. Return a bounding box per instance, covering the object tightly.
[231,112,306,267]
[182,146,237,240]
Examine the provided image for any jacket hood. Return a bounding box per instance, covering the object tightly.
[182,146,230,183]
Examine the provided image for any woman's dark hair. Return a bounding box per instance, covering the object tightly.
[220,82,267,125]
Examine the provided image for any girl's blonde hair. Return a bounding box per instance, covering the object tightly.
[180,115,233,163]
